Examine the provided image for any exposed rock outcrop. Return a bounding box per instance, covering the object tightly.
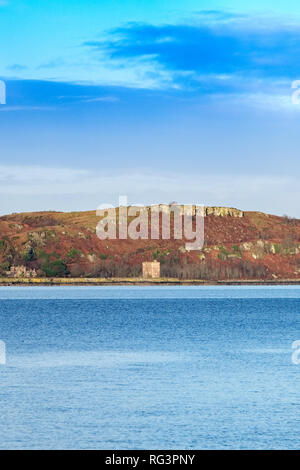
[149,205,243,217]
[204,207,244,217]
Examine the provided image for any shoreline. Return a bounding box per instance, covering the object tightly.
[0,277,300,286]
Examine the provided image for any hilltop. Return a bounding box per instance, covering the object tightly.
[0,206,299,281]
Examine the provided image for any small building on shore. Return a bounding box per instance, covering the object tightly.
[142,260,160,279]
[6,265,37,278]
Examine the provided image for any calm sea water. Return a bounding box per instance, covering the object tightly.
[0,286,299,450]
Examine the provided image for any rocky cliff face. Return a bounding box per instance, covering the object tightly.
[204,207,244,217]
[148,205,244,217]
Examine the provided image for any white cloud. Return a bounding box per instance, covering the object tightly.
[82,96,119,103]
[1,49,176,91]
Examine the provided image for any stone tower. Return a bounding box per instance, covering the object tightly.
[142,260,160,279]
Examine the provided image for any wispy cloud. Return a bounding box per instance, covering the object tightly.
[83,11,300,104]
[0,165,299,217]
[2,11,300,110]
[7,64,28,72]
[5,9,299,106]
[82,96,119,103]
[37,58,66,70]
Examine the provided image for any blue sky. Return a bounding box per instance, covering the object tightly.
[1,0,300,215]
